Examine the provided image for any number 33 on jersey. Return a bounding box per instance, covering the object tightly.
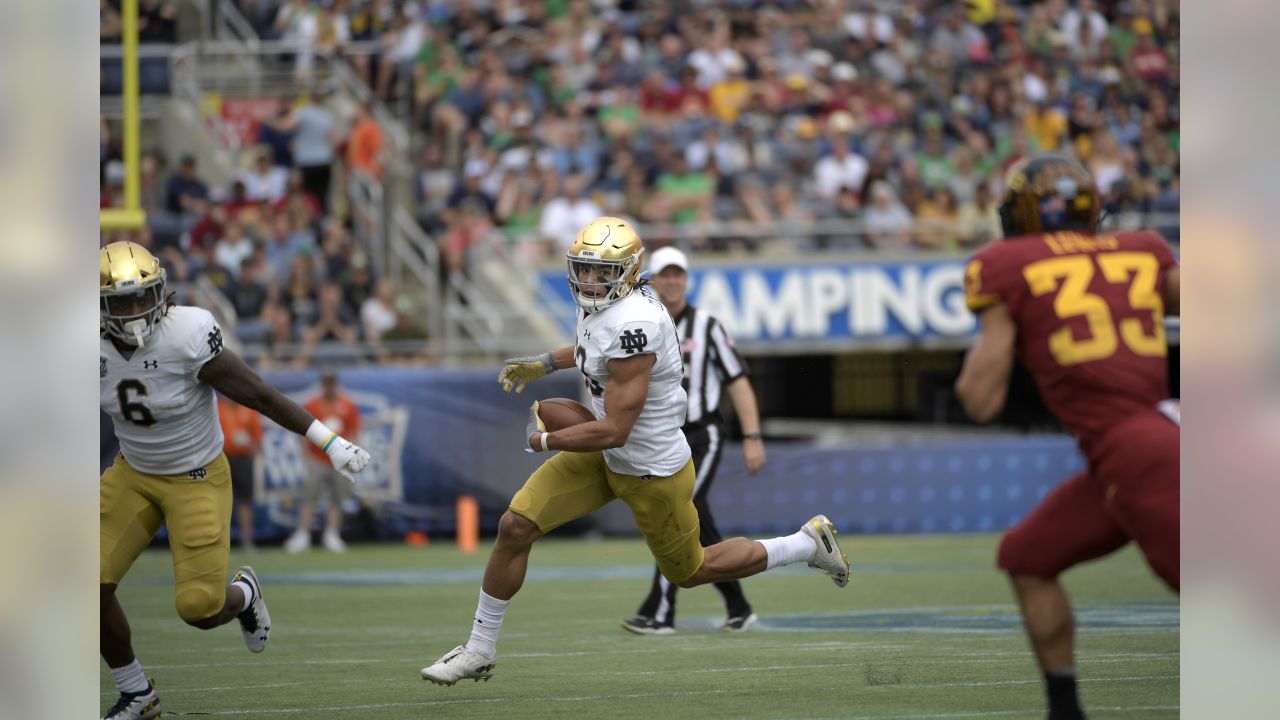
[965,230,1176,368]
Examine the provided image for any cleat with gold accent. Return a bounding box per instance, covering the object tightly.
[801,515,850,588]
[102,681,160,720]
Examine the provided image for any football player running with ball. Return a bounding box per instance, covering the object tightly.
[421,217,851,687]
[99,241,371,720]
[955,154,1179,720]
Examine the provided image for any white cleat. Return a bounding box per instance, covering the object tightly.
[421,644,496,686]
[233,565,271,652]
[322,529,347,553]
[284,530,310,554]
[801,515,850,588]
[102,683,160,720]
[720,612,759,633]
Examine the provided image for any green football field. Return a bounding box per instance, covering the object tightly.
[102,534,1178,719]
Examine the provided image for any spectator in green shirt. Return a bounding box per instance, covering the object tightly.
[645,155,716,225]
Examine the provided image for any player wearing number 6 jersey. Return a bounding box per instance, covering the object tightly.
[99,241,372,720]
[955,153,1180,720]
[420,217,850,687]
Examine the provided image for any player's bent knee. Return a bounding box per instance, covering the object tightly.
[176,586,225,627]
[675,574,702,590]
[496,510,542,548]
[996,529,1047,578]
[667,561,704,589]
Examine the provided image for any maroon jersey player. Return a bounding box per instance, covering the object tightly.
[955,153,1180,720]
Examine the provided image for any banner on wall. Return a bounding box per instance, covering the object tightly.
[254,383,410,508]
[102,367,1088,539]
[250,368,586,536]
[539,258,975,347]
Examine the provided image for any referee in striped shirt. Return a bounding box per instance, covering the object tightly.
[621,247,767,635]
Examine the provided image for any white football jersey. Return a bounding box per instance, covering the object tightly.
[100,306,226,476]
[575,285,691,477]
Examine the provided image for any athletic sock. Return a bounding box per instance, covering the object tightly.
[756,530,816,570]
[110,659,150,695]
[1045,668,1085,719]
[232,578,256,612]
[465,589,509,658]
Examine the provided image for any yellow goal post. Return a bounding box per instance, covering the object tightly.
[100,0,146,232]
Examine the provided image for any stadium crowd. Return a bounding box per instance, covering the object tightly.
[100,0,1179,363]
[347,0,1177,256]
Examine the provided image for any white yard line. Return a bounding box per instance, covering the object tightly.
[141,644,1175,671]
[887,674,1179,690]
[769,707,1179,720]
[99,681,315,697]
[154,688,741,716]
[139,694,1179,718]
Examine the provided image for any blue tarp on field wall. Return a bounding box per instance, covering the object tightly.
[696,437,1083,538]
[102,368,1085,540]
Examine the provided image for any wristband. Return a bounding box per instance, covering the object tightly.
[307,419,338,451]
[539,352,557,375]
[539,432,550,452]
[743,432,763,440]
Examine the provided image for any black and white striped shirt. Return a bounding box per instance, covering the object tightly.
[672,305,748,428]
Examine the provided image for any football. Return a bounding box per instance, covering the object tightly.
[537,398,596,431]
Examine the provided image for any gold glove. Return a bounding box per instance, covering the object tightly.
[498,352,556,393]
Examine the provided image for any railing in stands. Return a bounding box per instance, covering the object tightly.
[620,213,1181,252]
[390,207,444,343]
[213,0,259,46]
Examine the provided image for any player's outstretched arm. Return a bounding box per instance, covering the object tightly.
[498,345,577,393]
[531,353,654,452]
[955,303,1017,424]
[200,349,313,433]
[198,349,371,480]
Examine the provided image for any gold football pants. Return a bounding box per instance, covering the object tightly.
[100,453,233,623]
[511,452,703,584]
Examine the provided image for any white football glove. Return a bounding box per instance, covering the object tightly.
[308,420,372,483]
[326,436,372,483]
[498,352,556,394]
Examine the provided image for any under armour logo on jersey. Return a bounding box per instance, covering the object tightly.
[100,357,107,378]
[187,467,208,480]
[619,329,648,354]
[143,360,159,369]
[207,326,224,355]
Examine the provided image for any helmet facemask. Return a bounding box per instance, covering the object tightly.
[101,277,166,348]
[567,252,639,312]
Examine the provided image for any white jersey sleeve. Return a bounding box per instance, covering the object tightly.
[100,306,226,476]
[577,287,690,477]
[181,306,226,371]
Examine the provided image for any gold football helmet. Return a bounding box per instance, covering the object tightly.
[100,241,167,347]
[566,216,645,311]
